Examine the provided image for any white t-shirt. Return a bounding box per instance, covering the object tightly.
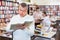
[33,11,42,20]
[41,16,51,31]
[42,16,51,27]
[6,14,35,40]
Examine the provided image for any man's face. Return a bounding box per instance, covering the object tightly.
[36,9,40,12]
[42,13,45,17]
[18,6,27,17]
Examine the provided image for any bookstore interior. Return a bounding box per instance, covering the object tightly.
[0,0,60,40]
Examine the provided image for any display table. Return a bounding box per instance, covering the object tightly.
[33,27,57,40]
[0,28,12,40]
[34,30,56,38]
[0,34,12,40]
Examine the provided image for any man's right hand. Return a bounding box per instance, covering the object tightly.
[16,24,26,30]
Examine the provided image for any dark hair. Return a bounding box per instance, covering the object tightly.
[42,11,47,16]
[35,7,39,11]
[20,3,27,7]
[30,7,33,10]
[36,7,39,9]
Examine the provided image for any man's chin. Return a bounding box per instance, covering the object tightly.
[21,15,25,17]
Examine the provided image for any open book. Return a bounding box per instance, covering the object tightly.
[10,21,32,30]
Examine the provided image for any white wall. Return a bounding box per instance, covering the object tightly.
[50,0,60,5]
[31,0,50,5]
[16,0,60,5]
[17,0,23,3]
[31,0,60,5]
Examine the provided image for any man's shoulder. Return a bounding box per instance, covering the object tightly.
[27,15,34,18]
[10,15,19,20]
[26,15,34,21]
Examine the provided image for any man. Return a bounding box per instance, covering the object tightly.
[33,7,42,27]
[6,3,35,40]
[33,7,42,21]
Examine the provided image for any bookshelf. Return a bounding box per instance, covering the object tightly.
[29,5,60,16]
[0,0,19,27]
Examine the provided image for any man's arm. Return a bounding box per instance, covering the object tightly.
[5,16,16,32]
[5,15,26,31]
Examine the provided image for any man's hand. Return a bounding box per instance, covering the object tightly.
[16,24,27,30]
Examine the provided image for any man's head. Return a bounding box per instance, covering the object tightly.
[18,3,27,17]
[42,11,47,17]
[36,7,40,12]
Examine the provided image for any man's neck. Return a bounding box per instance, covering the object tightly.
[20,14,28,18]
